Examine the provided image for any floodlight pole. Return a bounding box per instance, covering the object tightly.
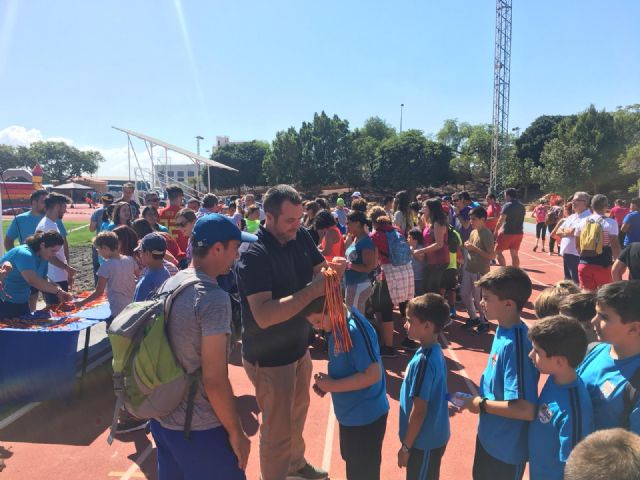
[489,0,513,195]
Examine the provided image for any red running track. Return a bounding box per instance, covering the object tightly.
[0,233,565,479]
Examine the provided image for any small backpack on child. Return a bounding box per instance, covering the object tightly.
[385,229,413,266]
[106,276,206,444]
[579,217,605,257]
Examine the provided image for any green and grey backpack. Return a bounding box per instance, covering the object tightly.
[106,277,203,444]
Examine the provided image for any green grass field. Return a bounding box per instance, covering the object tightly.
[2,219,92,247]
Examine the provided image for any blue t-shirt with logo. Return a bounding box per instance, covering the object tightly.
[134,266,171,302]
[327,309,389,426]
[478,321,539,465]
[577,342,640,434]
[399,342,450,451]
[344,235,375,286]
[623,211,640,245]
[6,212,67,244]
[528,376,594,480]
[0,245,48,304]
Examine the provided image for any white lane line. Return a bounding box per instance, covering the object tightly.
[519,263,563,268]
[518,249,564,268]
[68,223,89,233]
[0,403,39,430]
[119,441,155,480]
[439,334,479,396]
[321,399,336,473]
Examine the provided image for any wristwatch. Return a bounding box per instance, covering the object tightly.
[479,397,488,414]
[401,443,410,453]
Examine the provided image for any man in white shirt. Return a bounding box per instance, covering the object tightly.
[556,191,592,283]
[36,193,76,304]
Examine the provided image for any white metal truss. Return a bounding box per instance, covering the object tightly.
[112,126,237,194]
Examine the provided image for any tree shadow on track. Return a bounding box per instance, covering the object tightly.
[0,363,114,446]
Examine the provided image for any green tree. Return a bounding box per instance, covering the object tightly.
[263,127,301,185]
[20,141,103,182]
[360,116,396,142]
[345,117,397,187]
[534,139,592,197]
[615,105,640,193]
[205,141,269,189]
[515,115,566,167]
[373,130,451,190]
[568,105,623,191]
[297,111,352,189]
[0,145,19,172]
[437,120,492,187]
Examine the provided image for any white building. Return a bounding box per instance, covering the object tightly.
[155,163,200,185]
[212,135,247,152]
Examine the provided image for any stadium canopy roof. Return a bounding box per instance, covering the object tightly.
[112,126,238,172]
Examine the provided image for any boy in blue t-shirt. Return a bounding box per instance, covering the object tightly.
[576,280,640,434]
[133,233,171,301]
[459,267,539,480]
[527,316,594,480]
[302,298,389,480]
[398,293,450,480]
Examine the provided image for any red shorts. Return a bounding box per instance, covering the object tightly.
[495,233,524,252]
[578,263,612,291]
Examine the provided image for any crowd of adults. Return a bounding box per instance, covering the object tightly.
[1,181,640,480]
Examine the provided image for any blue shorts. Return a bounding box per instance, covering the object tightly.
[150,420,246,480]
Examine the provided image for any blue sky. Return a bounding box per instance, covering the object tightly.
[1,0,638,177]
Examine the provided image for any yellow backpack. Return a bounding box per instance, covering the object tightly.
[579,217,604,257]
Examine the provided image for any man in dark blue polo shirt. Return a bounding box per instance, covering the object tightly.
[237,184,329,480]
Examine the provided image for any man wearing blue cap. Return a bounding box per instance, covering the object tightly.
[237,184,330,480]
[150,214,257,480]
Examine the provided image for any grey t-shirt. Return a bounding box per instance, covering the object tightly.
[157,269,232,431]
[97,255,137,317]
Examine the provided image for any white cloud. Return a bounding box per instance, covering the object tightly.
[1,125,198,179]
[0,125,46,146]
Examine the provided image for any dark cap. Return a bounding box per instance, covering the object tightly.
[101,193,114,202]
[135,232,167,254]
[191,214,257,247]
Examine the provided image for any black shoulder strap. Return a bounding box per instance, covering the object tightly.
[621,367,640,430]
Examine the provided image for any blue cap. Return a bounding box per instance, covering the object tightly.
[135,232,167,254]
[192,213,258,247]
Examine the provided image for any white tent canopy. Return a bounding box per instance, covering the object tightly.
[52,182,92,190]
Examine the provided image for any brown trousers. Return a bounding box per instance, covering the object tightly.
[243,350,313,480]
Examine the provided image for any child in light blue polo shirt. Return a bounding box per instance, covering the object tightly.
[398,293,450,480]
[528,316,594,480]
[577,281,640,434]
[458,267,539,480]
[302,299,389,480]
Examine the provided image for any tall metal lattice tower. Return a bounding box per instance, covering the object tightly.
[489,0,512,195]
